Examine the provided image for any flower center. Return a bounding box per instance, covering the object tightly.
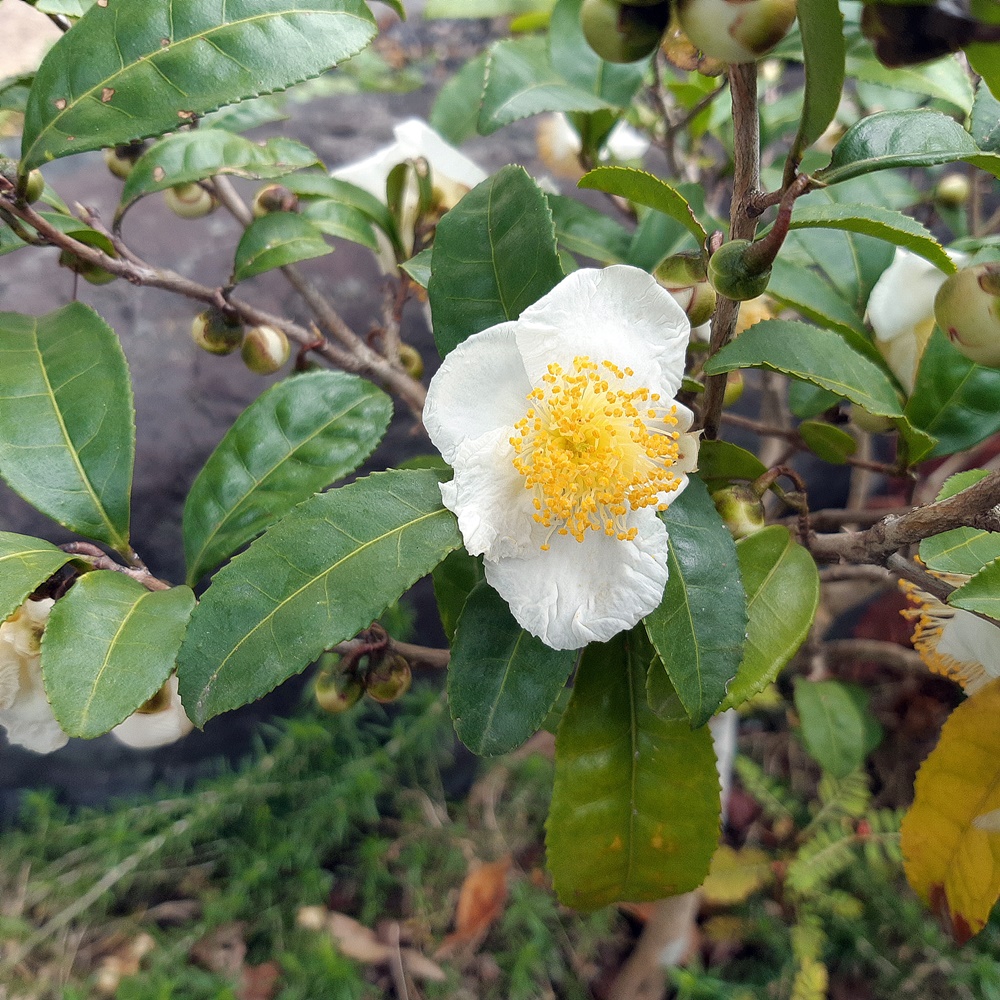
[510,356,684,550]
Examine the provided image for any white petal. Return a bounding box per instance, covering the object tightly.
[515,266,690,399]
[867,248,965,344]
[937,609,1000,693]
[423,322,531,464]
[601,121,650,162]
[440,427,538,560]
[483,511,669,650]
[111,677,194,749]
[0,685,68,754]
[330,140,405,200]
[393,119,488,190]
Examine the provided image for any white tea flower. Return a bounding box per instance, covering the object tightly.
[424,266,699,650]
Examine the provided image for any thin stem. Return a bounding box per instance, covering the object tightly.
[702,63,761,439]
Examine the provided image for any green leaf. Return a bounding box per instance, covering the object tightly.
[427,165,564,356]
[430,52,489,145]
[299,199,379,252]
[971,80,1000,152]
[478,37,610,136]
[0,74,33,115]
[425,0,553,14]
[949,558,1000,622]
[546,630,720,910]
[0,533,73,623]
[697,441,767,485]
[233,212,332,281]
[905,329,1000,457]
[786,0,844,175]
[42,573,195,738]
[20,0,377,172]
[705,320,905,418]
[579,167,708,244]
[548,193,631,264]
[177,469,462,726]
[0,304,134,552]
[34,0,97,13]
[644,478,747,727]
[846,53,974,115]
[767,258,866,337]
[968,40,1000,103]
[787,203,954,273]
[116,131,320,221]
[183,370,391,585]
[431,547,483,642]
[721,527,819,711]
[794,679,882,778]
[919,471,1000,577]
[798,420,857,464]
[816,109,1000,187]
[548,0,648,106]
[448,581,577,756]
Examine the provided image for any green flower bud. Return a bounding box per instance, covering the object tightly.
[164,182,217,219]
[241,324,291,375]
[190,308,245,356]
[722,370,744,408]
[934,263,1000,368]
[934,173,971,209]
[251,184,299,218]
[314,668,364,714]
[103,141,147,180]
[24,169,45,204]
[713,484,766,539]
[580,0,672,63]
[364,653,412,703]
[57,250,118,285]
[655,252,717,326]
[708,240,772,301]
[398,342,424,380]
[677,0,797,64]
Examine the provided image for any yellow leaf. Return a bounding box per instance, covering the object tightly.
[901,677,1000,942]
[701,844,772,905]
[791,955,828,1000]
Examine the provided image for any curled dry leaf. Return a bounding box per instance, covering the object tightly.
[436,855,512,957]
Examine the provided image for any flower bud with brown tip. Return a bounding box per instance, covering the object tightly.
[934,262,1000,368]
[677,0,797,64]
[364,653,412,703]
[252,184,299,218]
[164,182,218,219]
[713,483,766,539]
[191,308,245,356]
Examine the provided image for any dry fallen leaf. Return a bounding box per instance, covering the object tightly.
[189,921,247,977]
[239,960,281,1000]
[436,855,511,957]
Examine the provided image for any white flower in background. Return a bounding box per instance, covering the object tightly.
[0,598,67,755]
[903,575,1000,694]
[867,248,967,393]
[331,118,487,270]
[111,675,193,749]
[536,112,650,181]
[424,265,699,650]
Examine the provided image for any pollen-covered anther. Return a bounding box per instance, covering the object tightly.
[510,356,683,549]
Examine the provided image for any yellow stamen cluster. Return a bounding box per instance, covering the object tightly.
[509,356,683,551]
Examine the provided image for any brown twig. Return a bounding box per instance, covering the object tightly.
[823,638,925,673]
[0,193,427,419]
[60,542,171,591]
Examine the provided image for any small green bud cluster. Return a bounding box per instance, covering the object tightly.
[313,642,412,715]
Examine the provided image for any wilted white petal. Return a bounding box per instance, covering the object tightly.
[423,323,530,463]
[484,512,669,650]
[515,266,690,398]
[111,676,193,749]
[867,248,967,392]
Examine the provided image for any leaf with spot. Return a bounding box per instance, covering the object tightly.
[42,572,195,738]
[448,581,576,756]
[183,371,391,585]
[644,477,747,727]
[0,304,134,554]
[116,130,320,221]
[233,212,332,281]
[0,532,73,623]
[427,165,564,356]
[20,0,377,172]
[546,629,720,910]
[177,469,462,726]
